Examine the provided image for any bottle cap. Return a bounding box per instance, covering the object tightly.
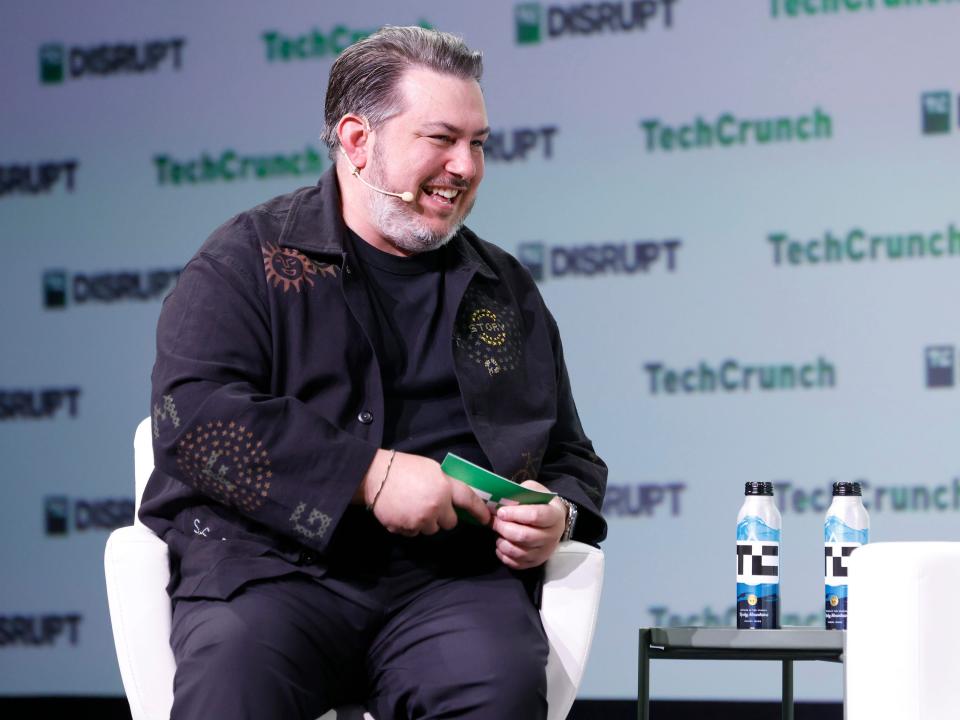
[832,481,862,496]
[744,481,774,496]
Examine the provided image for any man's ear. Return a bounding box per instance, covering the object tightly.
[337,115,369,170]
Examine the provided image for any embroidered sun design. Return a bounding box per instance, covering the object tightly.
[262,243,317,293]
[176,420,272,513]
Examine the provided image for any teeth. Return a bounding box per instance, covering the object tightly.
[429,188,459,199]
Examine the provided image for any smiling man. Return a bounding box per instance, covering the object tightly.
[142,26,606,720]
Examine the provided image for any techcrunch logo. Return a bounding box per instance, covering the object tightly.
[43,268,182,308]
[769,224,960,266]
[640,108,831,153]
[153,146,323,185]
[263,20,432,61]
[773,478,960,514]
[921,90,960,135]
[0,160,78,197]
[518,238,680,281]
[515,0,677,44]
[644,358,836,395]
[39,38,185,85]
[926,345,956,388]
[649,605,820,628]
[771,0,960,20]
[484,126,558,162]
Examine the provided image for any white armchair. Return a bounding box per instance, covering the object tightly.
[105,418,605,720]
[845,541,960,720]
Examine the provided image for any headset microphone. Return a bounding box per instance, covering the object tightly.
[339,147,415,203]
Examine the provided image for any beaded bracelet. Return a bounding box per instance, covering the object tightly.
[367,449,396,511]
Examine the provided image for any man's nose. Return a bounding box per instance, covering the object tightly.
[445,142,480,180]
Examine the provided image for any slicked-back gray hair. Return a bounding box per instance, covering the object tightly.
[321,26,483,158]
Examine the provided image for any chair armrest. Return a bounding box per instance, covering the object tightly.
[104,525,177,720]
[541,540,605,720]
[133,417,153,525]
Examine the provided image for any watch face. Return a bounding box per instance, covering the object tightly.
[561,498,577,541]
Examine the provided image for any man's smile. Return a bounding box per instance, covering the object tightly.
[424,186,459,201]
[420,178,470,208]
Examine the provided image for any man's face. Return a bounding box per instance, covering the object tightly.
[364,67,489,253]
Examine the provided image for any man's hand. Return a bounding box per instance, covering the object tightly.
[491,480,566,570]
[357,450,491,535]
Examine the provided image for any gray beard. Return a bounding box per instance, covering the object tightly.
[365,154,472,254]
[368,188,462,254]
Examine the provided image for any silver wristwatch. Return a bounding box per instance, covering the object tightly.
[558,497,578,542]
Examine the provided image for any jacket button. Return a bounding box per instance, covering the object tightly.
[358,410,374,425]
[299,551,316,565]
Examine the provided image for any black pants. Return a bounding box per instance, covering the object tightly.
[169,559,549,720]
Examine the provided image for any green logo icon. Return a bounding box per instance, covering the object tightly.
[43,270,68,308]
[518,242,546,281]
[39,43,65,85]
[515,3,542,45]
[921,91,951,135]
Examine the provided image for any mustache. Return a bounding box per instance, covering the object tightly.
[422,176,470,191]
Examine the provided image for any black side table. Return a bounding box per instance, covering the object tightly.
[638,627,844,720]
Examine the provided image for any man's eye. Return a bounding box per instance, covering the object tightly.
[471,140,486,149]
[431,135,454,144]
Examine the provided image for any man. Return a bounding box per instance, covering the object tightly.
[142,25,606,720]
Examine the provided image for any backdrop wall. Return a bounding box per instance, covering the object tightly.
[3,0,960,702]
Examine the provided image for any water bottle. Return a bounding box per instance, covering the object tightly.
[824,481,869,630]
[736,482,781,629]
[737,482,781,630]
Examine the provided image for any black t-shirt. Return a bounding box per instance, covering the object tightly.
[327,231,497,577]
[348,231,488,468]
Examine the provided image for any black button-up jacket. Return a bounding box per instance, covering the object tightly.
[141,169,607,601]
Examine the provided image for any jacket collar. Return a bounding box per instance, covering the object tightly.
[278,167,495,280]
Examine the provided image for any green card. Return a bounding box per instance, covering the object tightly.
[441,453,555,522]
